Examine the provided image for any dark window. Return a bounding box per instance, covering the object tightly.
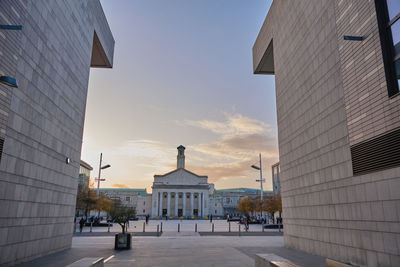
[0,138,3,162]
[351,127,400,175]
[375,0,400,96]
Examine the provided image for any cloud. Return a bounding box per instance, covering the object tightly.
[112,183,130,188]
[191,134,278,160]
[182,113,272,136]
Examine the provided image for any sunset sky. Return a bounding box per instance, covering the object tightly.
[81,0,277,192]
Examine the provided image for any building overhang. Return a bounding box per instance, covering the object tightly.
[252,2,275,75]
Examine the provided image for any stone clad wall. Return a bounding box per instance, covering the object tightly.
[0,1,114,265]
[253,0,400,266]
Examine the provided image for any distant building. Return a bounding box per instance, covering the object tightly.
[208,188,273,217]
[151,146,210,218]
[98,188,147,208]
[136,193,152,218]
[78,160,93,191]
[271,162,280,195]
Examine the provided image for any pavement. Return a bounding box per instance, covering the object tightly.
[16,220,325,267]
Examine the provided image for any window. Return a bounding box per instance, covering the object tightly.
[226,198,230,203]
[143,201,145,205]
[143,209,145,213]
[375,0,400,96]
[126,196,130,202]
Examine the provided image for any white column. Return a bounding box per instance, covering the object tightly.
[154,190,158,217]
[175,192,179,216]
[167,192,171,216]
[198,192,201,217]
[190,192,194,216]
[159,192,163,216]
[183,192,186,216]
[202,192,206,217]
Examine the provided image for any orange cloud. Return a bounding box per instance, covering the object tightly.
[112,183,130,188]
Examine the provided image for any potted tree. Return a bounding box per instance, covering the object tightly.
[109,205,136,250]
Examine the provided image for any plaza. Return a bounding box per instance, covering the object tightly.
[18,220,324,267]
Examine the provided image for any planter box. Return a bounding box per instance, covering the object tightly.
[114,233,131,250]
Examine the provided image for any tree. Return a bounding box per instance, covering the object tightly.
[97,194,115,215]
[76,188,97,218]
[264,195,278,223]
[237,197,255,214]
[109,205,136,234]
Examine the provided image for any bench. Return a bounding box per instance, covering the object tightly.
[255,254,301,267]
[67,257,104,267]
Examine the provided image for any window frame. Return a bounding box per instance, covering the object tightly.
[375,0,400,97]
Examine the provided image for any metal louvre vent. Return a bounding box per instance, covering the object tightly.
[0,138,3,162]
[351,128,400,175]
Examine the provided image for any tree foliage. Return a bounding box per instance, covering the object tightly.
[76,188,98,218]
[109,205,136,234]
[237,197,255,213]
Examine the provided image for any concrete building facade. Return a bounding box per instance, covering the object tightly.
[253,1,400,266]
[0,1,114,265]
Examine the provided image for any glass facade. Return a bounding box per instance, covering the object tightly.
[384,0,400,93]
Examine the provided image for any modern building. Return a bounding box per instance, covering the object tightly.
[78,160,93,192]
[271,162,280,195]
[253,1,400,266]
[0,1,114,265]
[208,188,273,217]
[151,145,210,218]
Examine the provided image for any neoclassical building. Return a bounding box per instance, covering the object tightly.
[151,146,210,218]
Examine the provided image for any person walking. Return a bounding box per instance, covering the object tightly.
[79,217,85,233]
[146,214,149,224]
[210,214,213,223]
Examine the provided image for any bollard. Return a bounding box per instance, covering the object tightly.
[161,222,163,233]
[143,222,145,233]
[108,222,110,233]
[229,222,231,232]
[178,223,180,232]
[195,223,197,232]
[212,223,214,232]
[278,223,281,232]
[157,225,159,237]
[238,224,241,237]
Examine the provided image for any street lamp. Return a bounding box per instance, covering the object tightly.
[0,24,23,88]
[96,153,110,197]
[251,153,265,222]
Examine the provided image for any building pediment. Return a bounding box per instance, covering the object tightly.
[154,168,208,186]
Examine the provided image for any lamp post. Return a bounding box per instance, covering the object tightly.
[251,153,265,221]
[0,25,22,88]
[96,153,110,197]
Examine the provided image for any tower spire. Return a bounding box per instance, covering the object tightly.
[177,145,185,169]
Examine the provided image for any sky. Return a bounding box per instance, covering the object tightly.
[81,0,277,193]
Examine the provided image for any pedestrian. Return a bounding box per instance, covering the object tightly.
[146,214,149,224]
[210,214,213,223]
[79,217,85,233]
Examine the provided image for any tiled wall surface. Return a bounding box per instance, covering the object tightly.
[0,1,114,265]
[335,0,400,146]
[253,0,400,266]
